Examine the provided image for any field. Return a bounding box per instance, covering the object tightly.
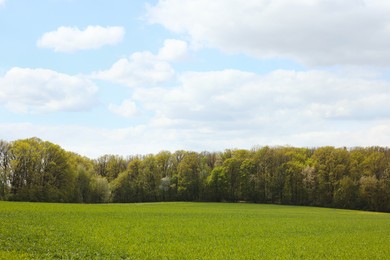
[0,202,389,259]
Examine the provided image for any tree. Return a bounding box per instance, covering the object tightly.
[40,141,76,202]
[312,147,349,207]
[359,176,379,211]
[177,152,200,201]
[207,166,228,201]
[377,161,390,211]
[221,157,241,201]
[302,165,317,205]
[281,148,310,205]
[73,165,92,203]
[155,151,173,178]
[68,152,95,203]
[95,155,127,182]
[9,138,44,201]
[89,175,110,203]
[0,140,12,200]
[9,138,76,202]
[239,158,257,202]
[362,147,386,179]
[334,176,358,209]
[155,151,175,200]
[198,152,214,200]
[253,147,288,204]
[2,137,390,212]
[111,158,142,202]
[138,155,160,201]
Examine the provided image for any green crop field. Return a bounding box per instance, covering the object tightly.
[0,202,389,259]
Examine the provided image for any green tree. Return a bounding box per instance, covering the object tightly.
[106,155,127,181]
[73,165,92,203]
[198,152,214,200]
[9,138,76,202]
[239,158,256,202]
[359,175,379,211]
[253,147,288,204]
[94,155,127,182]
[362,147,386,178]
[68,152,95,203]
[378,170,390,212]
[302,165,317,205]
[0,140,12,200]
[40,141,76,202]
[111,158,142,203]
[207,166,228,201]
[155,151,175,200]
[177,152,200,201]
[312,147,349,207]
[334,176,358,209]
[10,138,44,200]
[222,157,241,201]
[138,155,160,201]
[2,137,390,211]
[89,175,110,203]
[281,148,310,205]
[155,151,173,178]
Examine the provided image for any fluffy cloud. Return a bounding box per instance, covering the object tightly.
[124,68,390,151]
[37,26,124,52]
[93,52,174,87]
[108,99,138,118]
[147,0,390,66]
[0,0,5,6]
[93,39,187,87]
[0,67,98,113]
[158,39,188,61]
[2,68,390,157]
[135,69,390,123]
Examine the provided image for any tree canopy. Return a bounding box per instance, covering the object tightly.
[1,138,389,212]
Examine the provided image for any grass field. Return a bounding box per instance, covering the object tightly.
[0,202,389,259]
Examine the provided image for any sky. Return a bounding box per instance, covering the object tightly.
[1,0,390,158]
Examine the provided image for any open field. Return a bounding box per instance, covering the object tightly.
[0,202,389,259]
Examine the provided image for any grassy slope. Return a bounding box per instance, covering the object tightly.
[0,201,389,259]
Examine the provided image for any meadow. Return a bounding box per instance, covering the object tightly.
[0,202,389,259]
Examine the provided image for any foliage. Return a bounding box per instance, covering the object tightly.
[1,138,390,212]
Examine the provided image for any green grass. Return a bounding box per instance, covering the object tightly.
[0,202,389,259]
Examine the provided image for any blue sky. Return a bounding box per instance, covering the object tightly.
[1,0,390,158]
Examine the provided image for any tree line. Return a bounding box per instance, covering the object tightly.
[1,138,389,212]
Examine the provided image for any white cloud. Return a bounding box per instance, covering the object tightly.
[108,99,138,118]
[135,69,390,123]
[0,67,98,113]
[92,40,187,87]
[147,0,390,66]
[93,52,174,87]
[2,67,390,157]
[0,0,5,6]
[37,25,124,52]
[124,68,390,152]
[158,39,188,61]
[4,66,388,156]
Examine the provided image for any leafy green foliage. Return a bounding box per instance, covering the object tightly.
[1,138,390,212]
[0,202,389,259]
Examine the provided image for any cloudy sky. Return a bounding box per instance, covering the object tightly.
[1,0,390,158]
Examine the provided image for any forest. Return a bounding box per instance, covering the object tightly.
[0,137,389,212]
